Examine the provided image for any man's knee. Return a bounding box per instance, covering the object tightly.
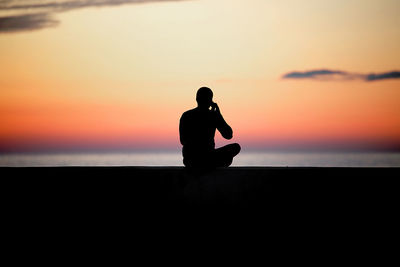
[232,143,241,156]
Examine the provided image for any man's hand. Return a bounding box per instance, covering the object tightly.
[212,102,233,139]
[211,102,220,114]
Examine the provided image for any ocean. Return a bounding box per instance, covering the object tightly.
[1,151,400,167]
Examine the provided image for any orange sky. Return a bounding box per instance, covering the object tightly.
[1,0,400,152]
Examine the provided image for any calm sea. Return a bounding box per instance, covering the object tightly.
[1,151,400,167]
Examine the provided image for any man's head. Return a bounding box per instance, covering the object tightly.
[196,87,213,109]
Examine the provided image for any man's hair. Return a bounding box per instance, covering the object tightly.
[196,87,213,103]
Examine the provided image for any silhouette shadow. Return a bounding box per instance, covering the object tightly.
[179,87,240,170]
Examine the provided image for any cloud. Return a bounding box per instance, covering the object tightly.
[0,0,184,33]
[0,13,59,33]
[366,71,400,81]
[283,69,400,82]
[283,70,352,80]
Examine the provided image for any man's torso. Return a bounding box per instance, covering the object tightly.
[180,108,218,157]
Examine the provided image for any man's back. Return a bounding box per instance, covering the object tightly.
[179,107,218,155]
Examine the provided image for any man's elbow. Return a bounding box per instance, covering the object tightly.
[219,125,233,139]
[224,132,233,140]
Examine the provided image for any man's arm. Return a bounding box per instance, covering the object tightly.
[179,114,187,146]
[213,103,233,140]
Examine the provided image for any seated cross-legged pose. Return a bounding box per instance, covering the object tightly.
[179,87,241,168]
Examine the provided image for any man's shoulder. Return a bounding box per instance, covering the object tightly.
[181,108,197,118]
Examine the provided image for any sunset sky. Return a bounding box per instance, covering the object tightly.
[1,0,400,152]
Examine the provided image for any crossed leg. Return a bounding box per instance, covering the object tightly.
[212,143,241,167]
[183,143,241,168]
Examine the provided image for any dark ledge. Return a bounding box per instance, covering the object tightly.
[2,167,399,212]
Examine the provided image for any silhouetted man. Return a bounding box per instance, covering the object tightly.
[179,87,241,168]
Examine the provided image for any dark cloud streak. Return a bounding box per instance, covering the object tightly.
[0,13,58,33]
[366,71,400,81]
[283,69,400,82]
[283,70,349,79]
[0,0,178,12]
[0,0,185,33]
